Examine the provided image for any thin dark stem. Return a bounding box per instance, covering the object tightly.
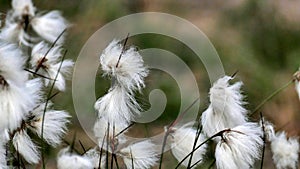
[130,148,134,169]
[24,68,54,80]
[159,98,200,169]
[116,33,130,68]
[115,123,134,137]
[250,79,293,116]
[35,29,67,73]
[113,154,119,169]
[187,123,202,168]
[41,50,68,169]
[78,140,86,154]
[175,129,232,169]
[99,131,106,169]
[110,124,115,169]
[260,112,266,169]
[158,130,169,169]
[189,159,202,169]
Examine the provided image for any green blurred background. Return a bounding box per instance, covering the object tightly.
[1,0,300,168]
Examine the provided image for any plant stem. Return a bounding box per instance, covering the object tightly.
[41,50,67,169]
[250,79,293,116]
[260,112,266,169]
[187,122,202,168]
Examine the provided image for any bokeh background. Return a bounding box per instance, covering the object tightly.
[1,0,300,168]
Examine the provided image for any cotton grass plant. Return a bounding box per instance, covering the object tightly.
[0,1,300,169]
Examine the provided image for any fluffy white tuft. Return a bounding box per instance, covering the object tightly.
[31,41,73,91]
[95,85,141,124]
[215,122,263,169]
[201,76,248,138]
[0,139,7,169]
[57,147,101,169]
[120,140,159,169]
[29,102,70,147]
[100,40,148,92]
[84,148,105,168]
[271,132,299,169]
[171,125,207,168]
[93,118,127,151]
[13,130,40,164]
[31,11,69,44]
[0,78,42,130]
[0,43,27,84]
[11,0,35,17]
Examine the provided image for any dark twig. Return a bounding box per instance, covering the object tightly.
[115,123,134,137]
[260,112,266,169]
[175,129,237,169]
[115,33,130,68]
[35,29,67,73]
[24,68,54,80]
[187,122,202,168]
[159,97,200,169]
[78,140,87,154]
[41,50,68,169]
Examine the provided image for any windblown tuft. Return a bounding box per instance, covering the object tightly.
[31,41,74,91]
[171,125,207,168]
[120,140,159,169]
[215,123,263,169]
[270,132,299,169]
[201,76,248,138]
[13,130,40,164]
[100,39,148,92]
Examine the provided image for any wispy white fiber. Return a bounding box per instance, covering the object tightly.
[215,122,263,169]
[94,85,141,124]
[29,102,70,147]
[93,117,127,151]
[84,148,105,168]
[0,140,7,169]
[13,130,40,164]
[171,125,207,168]
[0,78,42,130]
[294,68,300,100]
[100,39,148,92]
[0,21,32,46]
[201,76,248,138]
[31,41,73,91]
[0,43,27,84]
[11,0,35,17]
[31,11,69,44]
[271,132,299,169]
[57,147,101,169]
[263,121,275,142]
[120,140,159,169]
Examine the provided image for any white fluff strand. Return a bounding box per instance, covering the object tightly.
[120,140,159,169]
[100,39,148,92]
[94,85,141,124]
[31,41,73,91]
[13,130,40,164]
[31,11,69,44]
[29,102,70,147]
[171,125,207,168]
[201,76,248,138]
[271,132,299,169]
[215,122,263,169]
[57,147,104,169]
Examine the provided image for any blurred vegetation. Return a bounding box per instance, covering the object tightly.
[1,0,299,168]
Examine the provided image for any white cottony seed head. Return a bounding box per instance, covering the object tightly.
[215,123,263,169]
[201,76,248,139]
[271,132,299,169]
